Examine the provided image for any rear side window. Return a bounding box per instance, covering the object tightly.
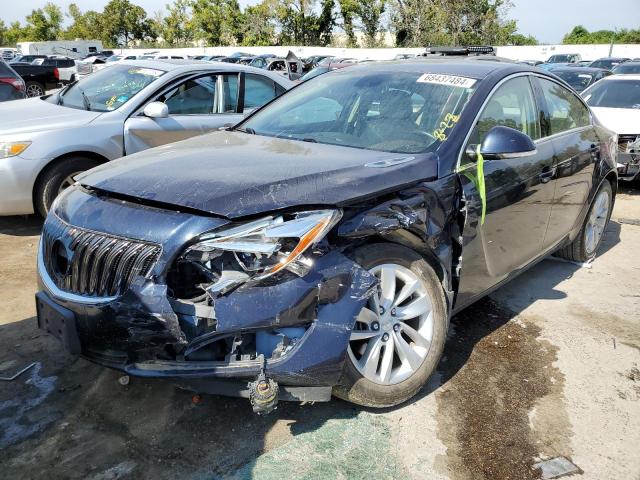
[469,76,541,147]
[244,74,279,110]
[537,78,590,135]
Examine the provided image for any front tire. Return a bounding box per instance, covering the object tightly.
[34,157,102,217]
[555,180,613,262]
[333,243,448,408]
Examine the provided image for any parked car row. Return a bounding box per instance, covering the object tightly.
[10,56,619,412]
[0,59,292,216]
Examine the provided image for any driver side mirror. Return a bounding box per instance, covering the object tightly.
[143,101,168,119]
[466,126,537,161]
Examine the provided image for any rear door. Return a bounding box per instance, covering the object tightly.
[456,74,557,306]
[533,76,597,249]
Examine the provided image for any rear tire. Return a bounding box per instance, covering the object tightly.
[25,81,45,97]
[555,180,612,262]
[333,243,448,408]
[34,157,101,217]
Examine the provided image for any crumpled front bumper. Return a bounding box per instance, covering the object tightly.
[37,187,377,389]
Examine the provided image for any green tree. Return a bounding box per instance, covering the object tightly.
[338,0,358,46]
[0,20,6,46]
[241,1,276,46]
[358,0,385,47]
[508,33,538,46]
[191,0,243,46]
[158,0,194,46]
[3,21,29,46]
[562,25,640,45]
[64,4,104,40]
[101,0,154,47]
[25,2,63,41]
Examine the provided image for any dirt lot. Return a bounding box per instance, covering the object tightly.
[1,186,639,480]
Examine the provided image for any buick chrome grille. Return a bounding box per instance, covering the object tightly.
[42,216,161,297]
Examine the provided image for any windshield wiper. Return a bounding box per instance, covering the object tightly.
[235,126,255,134]
[78,87,92,111]
[302,138,318,143]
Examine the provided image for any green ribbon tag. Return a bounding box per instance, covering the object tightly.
[476,144,486,225]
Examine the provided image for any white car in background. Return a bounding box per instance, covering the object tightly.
[583,74,640,181]
[0,60,292,216]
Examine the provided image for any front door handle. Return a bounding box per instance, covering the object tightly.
[539,166,556,183]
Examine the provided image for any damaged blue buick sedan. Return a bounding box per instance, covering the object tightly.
[36,60,617,413]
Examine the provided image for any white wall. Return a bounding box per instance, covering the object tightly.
[496,44,640,61]
[111,43,640,62]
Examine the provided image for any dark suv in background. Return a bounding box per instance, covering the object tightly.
[0,60,26,102]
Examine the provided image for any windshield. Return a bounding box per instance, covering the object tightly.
[548,55,571,63]
[553,71,594,92]
[49,64,164,112]
[241,69,477,154]
[612,63,640,74]
[590,59,625,69]
[583,79,640,109]
[106,56,122,63]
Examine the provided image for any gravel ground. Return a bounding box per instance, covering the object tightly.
[0,185,638,480]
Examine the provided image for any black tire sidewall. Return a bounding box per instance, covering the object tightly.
[34,157,101,217]
[333,243,448,408]
[582,180,613,260]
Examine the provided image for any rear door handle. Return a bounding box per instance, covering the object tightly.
[539,166,556,183]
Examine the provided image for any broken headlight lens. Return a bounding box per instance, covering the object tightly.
[188,209,342,280]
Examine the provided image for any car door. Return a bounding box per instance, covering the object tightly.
[242,73,287,115]
[456,75,557,307]
[533,76,598,249]
[123,73,240,155]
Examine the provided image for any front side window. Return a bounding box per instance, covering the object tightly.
[244,74,278,110]
[468,76,541,149]
[159,75,217,115]
[241,70,476,154]
[50,64,164,112]
[537,78,590,134]
[583,79,640,109]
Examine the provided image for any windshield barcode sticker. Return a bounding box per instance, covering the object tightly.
[417,74,477,88]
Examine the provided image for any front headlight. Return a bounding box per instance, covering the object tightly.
[0,141,31,159]
[188,209,342,284]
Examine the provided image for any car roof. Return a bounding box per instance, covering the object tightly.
[550,66,606,73]
[335,58,530,80]
[114,59,295,87]
[603,74,640,80]
[593,57,629,61]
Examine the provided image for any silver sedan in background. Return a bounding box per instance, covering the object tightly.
[0,60,292,216]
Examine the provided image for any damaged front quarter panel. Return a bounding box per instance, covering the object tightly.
[336,176,460,310]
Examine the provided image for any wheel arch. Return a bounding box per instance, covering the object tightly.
[32,151,110,208]
[346,230,454,317]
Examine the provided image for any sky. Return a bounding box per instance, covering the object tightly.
[1,0,639,44]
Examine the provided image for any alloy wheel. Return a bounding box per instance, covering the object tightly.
[347,263,434,385]
[58,172,82,194]
[26,84,44,97]
[585,189,609,255]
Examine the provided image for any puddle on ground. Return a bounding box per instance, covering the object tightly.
[435,299,571,480]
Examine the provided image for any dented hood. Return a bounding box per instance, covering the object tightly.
[77,130,438,218]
